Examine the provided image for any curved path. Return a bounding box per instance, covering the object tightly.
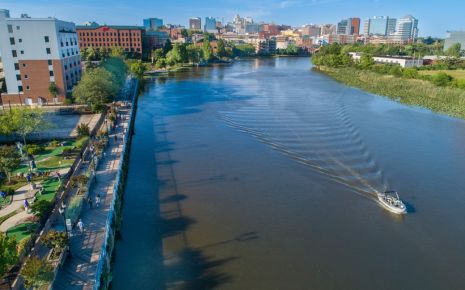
[0,184,40,232]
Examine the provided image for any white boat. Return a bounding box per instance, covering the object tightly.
[377,191,407,214]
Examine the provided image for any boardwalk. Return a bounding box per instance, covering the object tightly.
[53,105,131,290]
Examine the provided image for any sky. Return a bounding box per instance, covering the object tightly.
[1,0,464,37]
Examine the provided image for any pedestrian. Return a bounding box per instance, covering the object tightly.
[87,196,93,208]
[114,134,117,142]
[56,171,62,180]
[24,199,29,211]
[103,151,106,159]
[95,194,101,208]
[77,219,84,233]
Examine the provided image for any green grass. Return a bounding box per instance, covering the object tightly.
[36,178,61,202]
[419,70,465,80]
[320,66,465,120]
[0,211,17,225]
[6,222,38,242]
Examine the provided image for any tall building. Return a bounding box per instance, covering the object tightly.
[245,23,261,34]
[77,24,144,55]
[143,18,163,31]
[302,25,320,37]
[390,15,418,43]
[337,18,360,35]
[204,17,217,33]
[0,9,81,105]
[189,17,201,30]
[364,16,397,36]
[444,31,465,51]
[320,24,336,35]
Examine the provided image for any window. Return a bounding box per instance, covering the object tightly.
[26,85,30,90]
[20,50,24,55]
[61,42,63,47]
[9,37,15,45]
[14,63,19,70]
[64,65,68,70]
[49,71,54,76]
[22,63,26,67]
[7,24,13,33]
[18,86,23,92]
[46,48,51,54]
[16,26,20,30]
[12,50,17,57]
[16,74,21,81]
[44,36,49,43]
[48,59,52,65]
[24,74,29,79]
[18,38,22,43]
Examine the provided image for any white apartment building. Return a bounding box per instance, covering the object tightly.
[349,52,423,68]
[0,9,81,105]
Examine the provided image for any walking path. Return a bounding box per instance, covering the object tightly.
[53,104,131,289]
[0,184,40,232]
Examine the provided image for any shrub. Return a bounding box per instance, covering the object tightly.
[388,66,402,77]
[42,230,68,249]
[20,256,54,289]
[49,140,59,148]
[452,79,465,89]
[65,196,84,224]
[30,200,53,224]
[26,144,43,155]
[402,68,418,79]
[61,148,74,157]
[70,175,89,188]
[431,73,453,86]
[63,98,73,105]
[77,123,90,136]
[17,236,31,255]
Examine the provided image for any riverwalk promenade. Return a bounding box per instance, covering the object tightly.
[53,103,131,289]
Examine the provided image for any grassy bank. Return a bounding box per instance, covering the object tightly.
[319,66,465,119]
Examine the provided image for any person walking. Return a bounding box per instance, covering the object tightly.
[87,196,93,208]
[24,199,29,212]
[95,194,101,208]
[77,219,84,234]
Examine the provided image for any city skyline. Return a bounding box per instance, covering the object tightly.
[2,0,465,37]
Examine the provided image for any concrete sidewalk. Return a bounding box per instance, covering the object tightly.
[53,105,130,290]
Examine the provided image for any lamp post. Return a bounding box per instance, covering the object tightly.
[58,204,68,237]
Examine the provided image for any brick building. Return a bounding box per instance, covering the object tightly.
[76,25,144,56]
[0,9,81,105]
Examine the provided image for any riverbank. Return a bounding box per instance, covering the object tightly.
[318,66,465,120]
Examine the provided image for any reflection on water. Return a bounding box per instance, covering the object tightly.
[113,58,465,290]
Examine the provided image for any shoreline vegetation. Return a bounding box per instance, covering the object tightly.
[312,43,465,120]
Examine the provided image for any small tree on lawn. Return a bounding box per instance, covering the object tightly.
[20,256,53,289]
[30,200,53,224]
[130,60,147,81]
[0,233,18,278]
[6,107,51,146]
[0,145,21,183]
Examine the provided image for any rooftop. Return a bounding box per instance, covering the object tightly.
[76,25,144,30]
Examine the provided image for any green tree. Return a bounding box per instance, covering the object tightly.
[1,108,50,145]
[0,233,18,277]
[181,29,189,38]
[155,57,167,69]
[431,72,453,86]
[48,82,58,100]
[232,44,256,57]
[402,68,418,79]
[72,67,117,111]
[110,46,125,58]
[186,44,202,64]
[98,47,108,60]
[445,43,462,58]
[359,54,375,69]
[20,256,53,289]
[0,146,21,183]
[202,39,213,62]
[130,60,147,80]
[216,39,227,58]
[85,47,96,61]
[80,48,89,61]
[163,39,173,55]
[152,48,164,62]
[285,44,298,55]
[30,200,53,223]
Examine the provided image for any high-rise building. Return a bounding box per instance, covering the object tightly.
[444,31,465,51]
[337,18,360,35]
[364,16,397,36]
[189,17,201,30]
[0,9,81,105]
[390,15,418,43]
[245,23,261,34]
[143,18,163,31]
[320,24,336,36]
[204,17,217,33]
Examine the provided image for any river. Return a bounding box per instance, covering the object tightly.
[112,57,465,290]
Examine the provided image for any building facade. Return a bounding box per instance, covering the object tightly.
[204,17,217,33]
[337,18,360,35]
[189,17,201,30]
[0,9,81,105]
[143,18,163,31]
[77,25,143,56]
[364,16,397,36]
[389,15,418,43]
[444,31,465,51]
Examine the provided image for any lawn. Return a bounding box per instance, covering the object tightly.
[37,178,62,202]
[6,222,38,242]
[419,70,465,80]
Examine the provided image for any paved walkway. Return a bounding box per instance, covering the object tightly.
[53,105,130,289]
[0,184,40,232]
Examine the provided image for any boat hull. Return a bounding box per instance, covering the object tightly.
[377,194,407,214]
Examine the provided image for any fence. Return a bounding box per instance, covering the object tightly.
[93,78,138,290]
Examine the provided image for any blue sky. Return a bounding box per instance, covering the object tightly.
[2,0,464,37]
